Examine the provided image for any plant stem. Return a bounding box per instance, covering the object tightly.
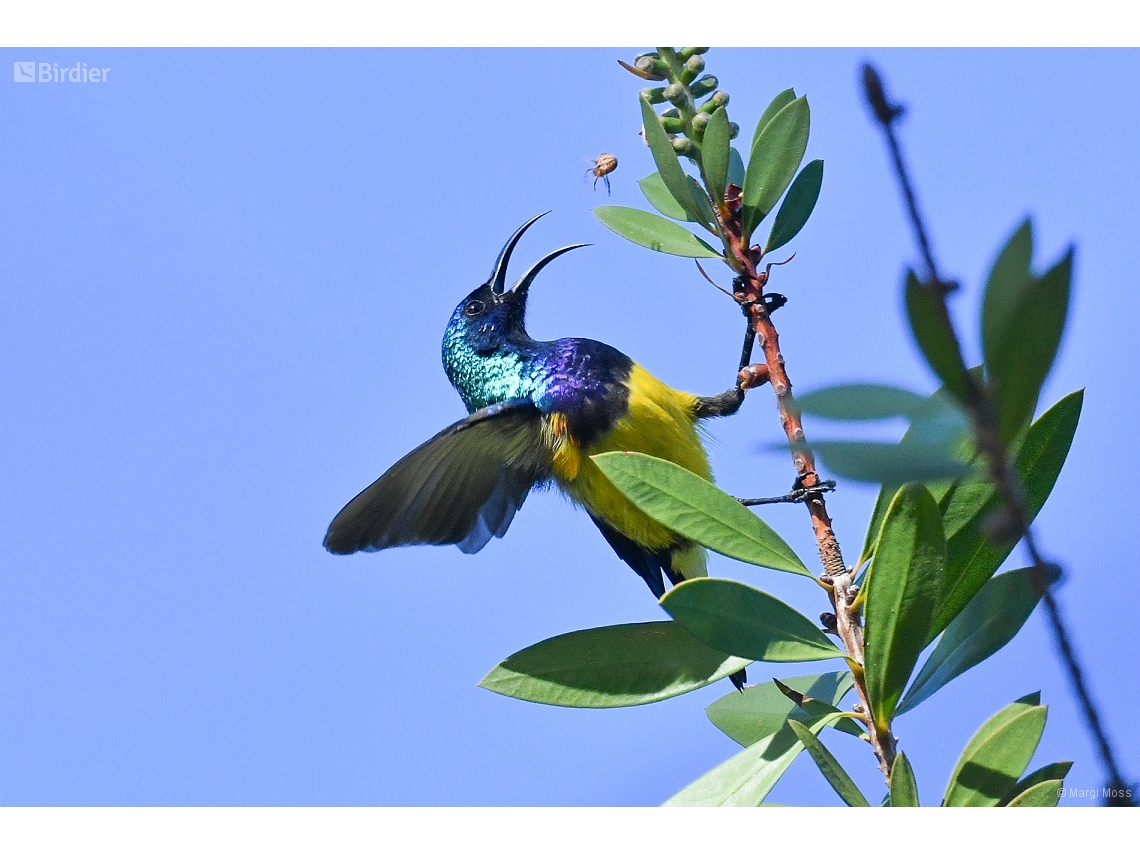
[719,204,898,784]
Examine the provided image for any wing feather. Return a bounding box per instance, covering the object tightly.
[323,400,551,555]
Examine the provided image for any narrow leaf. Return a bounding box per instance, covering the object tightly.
[592,451,810,576]
[662,578,843,663]
[905,270,973,406]
[986,250,1074,446]
[766,159,824,253]
[859,385,976,565]
[897,566,1047,715]
[981,219,1035,365]
[931,390,1082,638]
[686,175,719,229]
[665,712,842,806]
[727,146,746,189]
[478,621,750,709]
[639,96,707,225]
[751,88,797,152]
[809,440,971,484]
[889,752,920,806]
[742,96,810,240]
[1000,761,1073,806]
[1006,780,1063,807]
[638,172,699,222]
[706,672,860,747]
[980,219,1035,441]
[703,108,731,204]
[863,485,946,731]
[943,693,1047,806]
[593,206,721,258]
[798,383,930,421]
[786,719,871,806]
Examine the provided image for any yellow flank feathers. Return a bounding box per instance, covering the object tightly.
[546,362,711,575]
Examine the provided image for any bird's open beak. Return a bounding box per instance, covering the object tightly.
[507,243,590,298]
[487,213,589,301]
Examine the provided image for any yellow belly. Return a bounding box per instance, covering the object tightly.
[545,363,712,570]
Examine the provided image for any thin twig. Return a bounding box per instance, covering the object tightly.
[862,62,1133,805]
[715,167,897,784]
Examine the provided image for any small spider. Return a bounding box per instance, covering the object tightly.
[586,153,618,195]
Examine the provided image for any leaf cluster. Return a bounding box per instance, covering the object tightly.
[478,49,1081,807]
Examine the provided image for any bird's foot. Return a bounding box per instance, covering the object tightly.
[762,292,787,314]
[737,478,837,507]
[736,291,788,319]
[695,387,745,418]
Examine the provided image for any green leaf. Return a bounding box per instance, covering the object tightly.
[639,96,707,225]
[751,88,796,152]
[706,672,861,747]
[727,147,746,188]
[665,711,843,806]
[702,108,731,204]
[798,383,930,421]
[742,96,810,240]
[478,621,750,709]
[1006,780,1063,807]
[897,566,1048,715]
[889,752,920,806]
[661,578,844,663]
[765,159,824,253]
[943,693,1048,806]
[686,176,719,230]
[592,451,810,576]
[905,270,973,406]
[638,172,699,222]
[981,220,1034,364]
[786,719,871,807]
[980,220,1034,443]
[809,440,971,484]
[1000,761,1073,806]
[984,248,1074,446]
[859,485,895,568]
[931,390,1082,639]
[859,385,976,566]
[863,484,946,731]
[593,206,721,258]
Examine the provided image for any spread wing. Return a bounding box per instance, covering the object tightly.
[323,400,552,555]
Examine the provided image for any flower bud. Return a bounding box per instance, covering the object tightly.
[635,54,668,81]
[698,90,730,114]
[681,55,705,84]
[728,122,740,139]
[689,74,718,99]
[660,116,684,134]
[640,87,667,104]
[664,83,685,105]
[690,112,710,136]
[678,47,710,60]
[671,137,693,155]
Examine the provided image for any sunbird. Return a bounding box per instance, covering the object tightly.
[324,214,750,683]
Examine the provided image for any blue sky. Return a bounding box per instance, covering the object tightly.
[1,48,1136,806]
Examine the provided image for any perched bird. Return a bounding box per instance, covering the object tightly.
[324,214,748,684]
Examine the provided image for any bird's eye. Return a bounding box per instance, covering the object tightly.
[464,300,486,317]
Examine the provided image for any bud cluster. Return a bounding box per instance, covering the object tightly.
[622,47,738,168]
